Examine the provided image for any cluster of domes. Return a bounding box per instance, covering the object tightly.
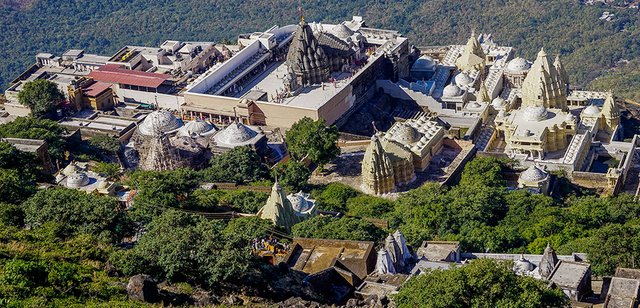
[138,110,184,136]
[286,191,317,216]
[523,105,549,122]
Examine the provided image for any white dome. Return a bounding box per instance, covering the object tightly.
[66,172,90,188]
[520,165,548,182]
[213,121,258,145]
[565,113,577,122]
[412,55,436,71]
[287,192,315,214]
[177,119,215,137]
[514,256,535,273]
[583,105,601,116]
[491,97,506,108]
[497,110,507,117]
[523,106,549,122]
[138,110,183,136]
[393,123,420,143]
[443,84,462,97]
[455,72,474,87]
[506,57,531,73]
[62,163,81,176]
[467,102,482,109]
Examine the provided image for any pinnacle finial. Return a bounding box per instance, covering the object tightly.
[538,47,546,57]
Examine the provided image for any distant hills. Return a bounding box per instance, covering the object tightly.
[1,0,639,99]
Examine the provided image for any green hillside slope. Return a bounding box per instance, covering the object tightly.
[1,0,639,97]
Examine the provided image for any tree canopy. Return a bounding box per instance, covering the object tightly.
[393,259,566,308]
[0,117,67,160]
[203,146,269,184]
[285,117,340,165]
[17,79,65,117]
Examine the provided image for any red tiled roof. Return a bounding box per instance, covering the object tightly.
[83,81,112,97]
[88,64,170,88]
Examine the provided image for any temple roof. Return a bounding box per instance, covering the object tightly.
[257,181,299,230]
[286,21,329,75]
[521,48,566,108]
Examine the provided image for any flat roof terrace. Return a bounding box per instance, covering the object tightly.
[235,61,356,109]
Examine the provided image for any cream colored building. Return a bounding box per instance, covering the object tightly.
[361,115,445,195]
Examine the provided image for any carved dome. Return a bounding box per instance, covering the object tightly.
[177,119,215,137]
[520,165,548,182]
[66,172,90,188]
[287,192,315,213]
[412,55,436,71]
[491,97,506,108]
[443,84,462,97]
[523,105,549,122]
[393,123,420,143]
[138,110,183,136]
[455,72,474,87]
[506,57,531,73]
[583,104,601,116]
[214,121,258,145]
[514,256,535,273]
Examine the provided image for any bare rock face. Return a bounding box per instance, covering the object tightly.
[127,274,160,303]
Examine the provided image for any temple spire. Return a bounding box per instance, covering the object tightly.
[539,243,559,279]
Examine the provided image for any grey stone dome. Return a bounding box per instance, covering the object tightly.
[443,83,462,97]
[393,123,420,143]
[455,72,474,87]
[583,104,601,116]
[412,55,436,71]
[177,119,215,137]
[214,121,258,145]
[138,110,183,136]
[66,172,90,188]
[520,165,548,182]
[506,57,531,73]
[523,106,549,122]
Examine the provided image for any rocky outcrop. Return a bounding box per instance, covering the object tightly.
[126,274,160,303]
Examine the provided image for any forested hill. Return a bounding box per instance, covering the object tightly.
[2,0,640,98]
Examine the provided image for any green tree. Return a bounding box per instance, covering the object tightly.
[346,195,394,219]
[111,210,265,287]
[0,117,67,160]
[21,188,130,241]
[273,160,311,192]
[94,162,120,180]
[291,215,385,243]
[88,135,121,155]
[393,259,566,308]
[17,79,65,117]
[204,146,269,184]
[0,202,25,227]
[126,168,200,222]
[285,117,339,165]
[0,168,36,204]
[312,182,360,213]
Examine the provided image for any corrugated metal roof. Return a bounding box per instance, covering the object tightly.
[88,64,169,88]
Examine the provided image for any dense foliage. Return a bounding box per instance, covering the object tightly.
[272,160,311,192]
[2,0,640,100]
[111,211,271,287]
[17,79,64,117]
[285,117,340,166]
[291,215,385,243]
[203,146,269,184]
[393,259,567,308]
[0,117,67,160]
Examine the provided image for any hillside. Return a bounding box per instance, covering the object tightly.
[1,0,640,97]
